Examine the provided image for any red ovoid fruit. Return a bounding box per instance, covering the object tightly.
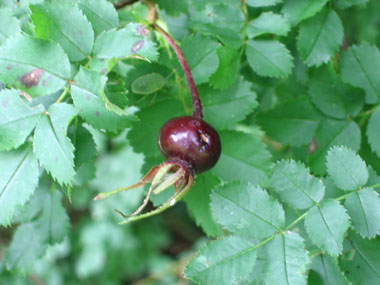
[158,116,221,174]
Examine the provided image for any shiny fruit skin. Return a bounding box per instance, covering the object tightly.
[158,116,221,173]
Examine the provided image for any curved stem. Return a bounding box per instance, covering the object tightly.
[151,23,203,118]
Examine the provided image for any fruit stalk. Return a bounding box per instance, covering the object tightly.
[151,23,203,118]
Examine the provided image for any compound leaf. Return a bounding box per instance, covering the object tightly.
[248,12,290,38]
[340,42,380,104]
[367,108,380,158]
[33,103,77,185]
[246,39,293,78]
[210,181,285,239]
[272,160,325,209]
[0,144,39,226]
[264,231,310,284]
[305,200,350,255]
[344,187,380,238]
[310,255,347,285]
[31,3,94,62]
[326,146,368,191]
[297,8,343,67]
[0,34,71,96]
[185,236,257,285]
[201,77,258,130]
[0,89,44,151]
[78,0,119,36]
[282,0,328,25]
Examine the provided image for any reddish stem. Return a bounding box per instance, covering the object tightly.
[151,24,203,119]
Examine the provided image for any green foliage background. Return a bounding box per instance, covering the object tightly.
[1,0,380,284]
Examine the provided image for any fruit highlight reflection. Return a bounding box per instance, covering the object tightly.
[94,24,221,224]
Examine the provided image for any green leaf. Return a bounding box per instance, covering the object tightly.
[185,236,257,285]
[335,0,369,9]
[309,255,347,285]
[31,3,94,62]
[93,23,158,61]
[367,108,380,158]
[326,146,368,191]
[0,144,39,226]
[72,125,97,168]
[127,99,185,157]
[305,200,350,255]
[0,89,44,150]
[0,34,71,96]
[308,64,364,119]
[264,231,310,284]
[257,98,322,146]
[211,131,272,186]
[297,9,344,67]
[78,0,119,36]
[5,223,47,274]
[201,77,257,129]
[340,42,380,104]
[0,7,20,45]
[344,187,380,238]
[308,119,361,175]
[272,160,325,209]
[340,232,380,284]
[281,0,328,25]
[131,73,166,94]
[71,67,134,132]
[247,12,290,38]
[246,39,293,78]
[209,47,240,89]
[246,0,282,7]
[184,173,221,237]
[181,34,219,85]
[33,103,77,185]
[211,182,284,239]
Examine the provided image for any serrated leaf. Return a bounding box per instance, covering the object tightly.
[344,187,380,238]
[5,223,47,273]
[78,0,119,36]
[185,236,257,285]
[0,7,20,45]
[264,231,310,285]
[297,9,343,67]
[211,182,285,239]
[326,146,368,191]
[282,0,328,25]
[247,12,290,38]
[131,73,166,94]
[246,0,282,7]
[209,47,240,89]
[0,89,44,150]
[257,98,322,146]
[246,39,293,78]
[308,119,361,175]
[71,67,134,132]
[305,200,350,255]
[33,103,77,185]
[93,23,157,61]
[0,144,39,226]
[0,34,71,96]
[31,3,94,62]
[201,77,257,129]
[272,160,325,210]
[340,42,380,104]
[181,34,219,85]
[367,108,380,158]
[308,64,364,119]
[184,173,221,237]
[310,255,347,285]
[127,99,185,157]
[211,131,272,186]
[340,232,380,284]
